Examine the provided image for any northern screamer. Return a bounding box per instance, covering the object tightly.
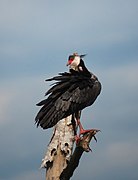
[35,53,101,140]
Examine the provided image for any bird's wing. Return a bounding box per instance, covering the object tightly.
[35,72,101,129]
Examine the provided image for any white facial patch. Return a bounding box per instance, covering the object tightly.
[71,56,80,66]
[69,55,80,71]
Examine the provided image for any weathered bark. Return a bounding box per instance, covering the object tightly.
[40,116,99,180]
[60,130,99,180]
[40,115,75,180]
[46,145,68,180]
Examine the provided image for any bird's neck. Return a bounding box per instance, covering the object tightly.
[78,59,91,77]
[69,59,91,77]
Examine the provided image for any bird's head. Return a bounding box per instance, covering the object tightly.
[67,53,86,71]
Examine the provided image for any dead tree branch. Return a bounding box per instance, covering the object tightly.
[60,130,99,180]
[40,115,75,180]
[40,115,99,180]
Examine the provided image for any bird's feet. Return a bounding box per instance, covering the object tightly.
[75,119,100,144]
[74,128,100,144]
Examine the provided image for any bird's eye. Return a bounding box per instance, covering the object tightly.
[69,55,74,60]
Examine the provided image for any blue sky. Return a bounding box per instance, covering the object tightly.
[0,0,138,179]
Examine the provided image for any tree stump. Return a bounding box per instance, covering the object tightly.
[40,115,99,180]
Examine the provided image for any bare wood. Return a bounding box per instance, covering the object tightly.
[46,145,68,180]
[60,130,99,180]
[40,115,75,180]
[40,114,99,180]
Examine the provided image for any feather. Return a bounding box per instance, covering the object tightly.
[35,59,101,129]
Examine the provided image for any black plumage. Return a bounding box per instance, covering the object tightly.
[35,58,101,129]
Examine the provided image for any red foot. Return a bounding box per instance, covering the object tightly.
[80,128,100,142]
[74,135,81,144]
[75,119,100,144]
[80,128,100,135]
[80,128,93,136]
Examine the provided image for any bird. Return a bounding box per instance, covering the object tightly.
[35,53,101,138]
